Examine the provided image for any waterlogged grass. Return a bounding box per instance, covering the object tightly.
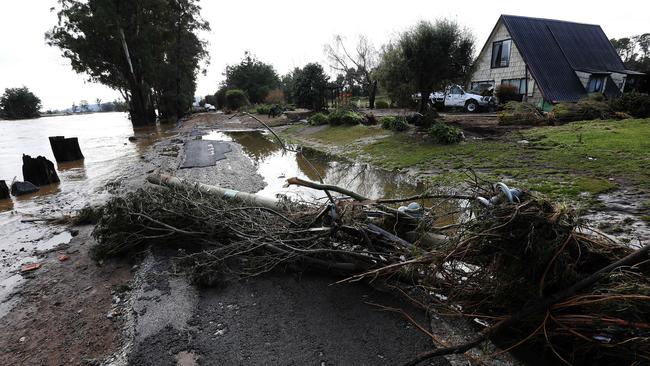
[283,119,650,200]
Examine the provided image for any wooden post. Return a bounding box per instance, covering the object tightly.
[22,154,60,186]
[49,136,84,162]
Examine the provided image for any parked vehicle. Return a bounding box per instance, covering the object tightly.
[430,85,495,112]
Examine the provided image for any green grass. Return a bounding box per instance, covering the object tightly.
[283,119,650,201]
[300,125,389,146]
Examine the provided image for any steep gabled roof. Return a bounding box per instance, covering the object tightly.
[500,15,635,102]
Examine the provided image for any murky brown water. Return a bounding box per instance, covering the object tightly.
[0,112,170,305]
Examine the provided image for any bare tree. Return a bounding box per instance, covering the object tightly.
[325,35,379,109]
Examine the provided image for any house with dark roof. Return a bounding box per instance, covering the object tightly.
[470,15,643,109]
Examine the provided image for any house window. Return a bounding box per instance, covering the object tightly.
[470,81,495,94]
[501,78,526,94]
[587,76,606,93]
[491,40,512,68]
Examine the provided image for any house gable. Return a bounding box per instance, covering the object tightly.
[471,18,540,102]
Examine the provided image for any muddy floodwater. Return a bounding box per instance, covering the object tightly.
[203,130,429,201]
[0,112,170,307]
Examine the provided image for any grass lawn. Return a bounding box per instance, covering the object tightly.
[283,118,650,201]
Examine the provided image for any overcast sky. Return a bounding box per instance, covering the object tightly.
[1,0,648,110]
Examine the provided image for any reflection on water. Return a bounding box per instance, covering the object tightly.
[208,130,427,201]
[206,130,461,227]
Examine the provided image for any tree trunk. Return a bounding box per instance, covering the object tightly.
[22,154,60,186]
[49,136,84,162]
[368,80,378,109]
[418,89,430,113]
[119,26,155,126]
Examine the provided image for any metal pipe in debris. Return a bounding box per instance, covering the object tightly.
[146,173,282,210]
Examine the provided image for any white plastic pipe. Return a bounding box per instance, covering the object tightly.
[146,173,282,210]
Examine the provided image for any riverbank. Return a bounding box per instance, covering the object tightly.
[279,117,650,244]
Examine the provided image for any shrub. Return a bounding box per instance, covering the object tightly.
[498,102,546,125]
[429,123,464,144]
[550,98,613,123]
[380,116,408,131]
[225,89,249,110]
[380,116,395,129]
[610,92,650,118]
[576,99,613,120]
[495,84,521,104]
[253,104,272,115]
[264,89,285,104]
[308,112,329,126]
[328,109,364,125]
[374,100,390,109]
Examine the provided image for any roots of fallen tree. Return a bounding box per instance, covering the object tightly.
[88,181,650,365]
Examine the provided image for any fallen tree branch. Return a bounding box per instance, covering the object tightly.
[286,176,369,201]
[403,243,650,366]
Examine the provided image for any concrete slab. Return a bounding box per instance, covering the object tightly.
[180,140,232,169]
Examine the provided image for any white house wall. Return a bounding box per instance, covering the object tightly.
[471,20,543,104]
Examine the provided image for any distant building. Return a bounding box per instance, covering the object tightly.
[470,15,643,109]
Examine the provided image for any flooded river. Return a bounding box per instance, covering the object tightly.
[0,112,169,308]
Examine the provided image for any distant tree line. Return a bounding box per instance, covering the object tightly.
[204,19,474,113]
[47,0,209,126]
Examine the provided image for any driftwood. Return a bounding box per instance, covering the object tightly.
[22,154,59,186]
[49,136,84,162]
[404,243,650,366]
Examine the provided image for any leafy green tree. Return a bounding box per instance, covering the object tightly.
[225,89,249,110]
[47,0,209,126]
[280,69,298,104]
[203,94,217,106]
[0,87,42,119]
[378,19,474,112]
[292,63,329,110]
[375,43,415,108]
[222,52,280,103]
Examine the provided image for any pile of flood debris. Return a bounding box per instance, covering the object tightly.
[87,174,649,365]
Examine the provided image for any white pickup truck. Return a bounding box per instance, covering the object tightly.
[430,85,494,112]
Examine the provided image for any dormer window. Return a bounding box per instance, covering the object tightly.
[491,40,512,68]
[587,75,606,93]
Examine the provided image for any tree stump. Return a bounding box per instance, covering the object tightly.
[10,181,39,196]
[22,154,60,186]
[49,136,84,162]
[0,180,9,199]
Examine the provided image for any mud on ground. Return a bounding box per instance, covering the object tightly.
[0,226,133,365]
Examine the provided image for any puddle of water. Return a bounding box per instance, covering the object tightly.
[206,130,428,202]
